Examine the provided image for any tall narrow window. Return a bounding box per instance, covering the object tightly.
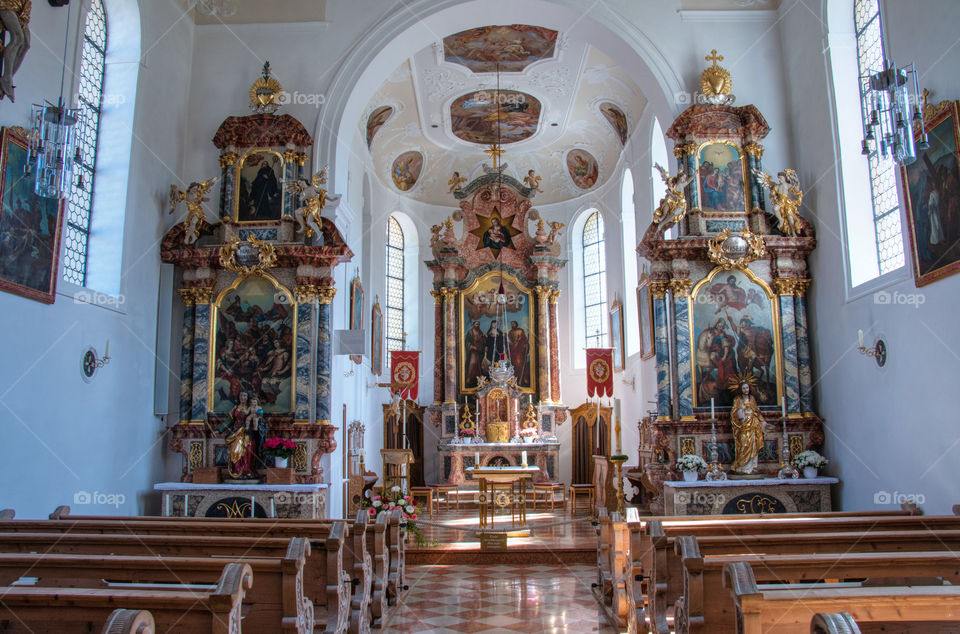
[621,171,640,357]
[63,0,107,286]
[385,216,405,351]
[855,0,905,276]
[582,210,608,349]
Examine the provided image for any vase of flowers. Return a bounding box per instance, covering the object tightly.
[363,485,427,547]
[793,450,827,478]
[676,454,708,482]
[519,427,537,443]
[263,437,296,468]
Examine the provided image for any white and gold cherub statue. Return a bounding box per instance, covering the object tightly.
[653,163,694,226]
[287,167,331,239]
[753,168,805,236]
[523,169,544,193]
[169,177,217,245]
[447,171,467,194]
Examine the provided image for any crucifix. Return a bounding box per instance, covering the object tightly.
[484,144,505,169]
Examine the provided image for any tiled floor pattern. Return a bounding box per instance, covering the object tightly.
[383,563,617,633]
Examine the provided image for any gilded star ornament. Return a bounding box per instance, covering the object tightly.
[483,143,505,169]
[469,206,519,258]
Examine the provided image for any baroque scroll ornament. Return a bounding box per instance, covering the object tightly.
[708,229,766,270]
[219,235,278,274]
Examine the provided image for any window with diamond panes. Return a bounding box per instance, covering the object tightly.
[582,210,608,349]
[63,0,107,286]
[386,217,405,351]
[855,0,905,275]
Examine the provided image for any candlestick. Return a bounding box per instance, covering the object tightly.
[710,397,714,420]
[781,395,787,419]
[105,339,110,357]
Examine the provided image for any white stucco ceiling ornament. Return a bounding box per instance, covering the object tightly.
[526,67,571,98]
[423,67,468,103]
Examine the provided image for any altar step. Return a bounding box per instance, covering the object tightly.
[408,546,595,565]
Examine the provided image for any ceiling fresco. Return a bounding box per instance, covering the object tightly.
[443,25,559,73]
[450,90,542,144]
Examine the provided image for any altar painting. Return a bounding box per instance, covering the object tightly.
[697,142,747,213]
[690,268,780,409]
[236,149,284,222]
[211,274,295,413]
[459,272,535,393]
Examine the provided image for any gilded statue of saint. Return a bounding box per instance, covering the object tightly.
[729,378,765,474]
[288,167,331,239]
[0,0,31,102]
[169,177,217,245]
[653,163,694,226]
[753,168,805,236]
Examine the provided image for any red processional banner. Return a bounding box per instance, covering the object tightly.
[586,348,614,398]
[390,351,420,400]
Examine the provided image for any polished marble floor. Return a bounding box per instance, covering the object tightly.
[383,563,618,633]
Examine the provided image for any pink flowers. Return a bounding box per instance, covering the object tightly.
[263,437,296,459]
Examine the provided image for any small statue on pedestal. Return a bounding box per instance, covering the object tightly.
[653,163,694,226]
[728,375,765,476]
[288,167,332,240]
[753,168,809,237]
[220,392,268,480]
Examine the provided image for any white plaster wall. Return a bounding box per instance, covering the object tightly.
[778,0,960,514]
[0,0,194,518]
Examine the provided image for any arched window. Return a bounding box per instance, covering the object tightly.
[650,117,672,239]
[582,210,608,349]
[63,0,107,286]
[385,216,405,351]
[621,170,640,357]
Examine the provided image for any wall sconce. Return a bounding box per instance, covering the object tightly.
[857,330,886,367]
[81,340,111,381]
[621,374,636,391]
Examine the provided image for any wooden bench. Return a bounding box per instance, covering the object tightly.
[675,536,960,633]
[810,613,861,634]
[724,561,960,633]
[0,562,251,634]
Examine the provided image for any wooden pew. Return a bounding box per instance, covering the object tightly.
[810,613,861,634]
[0,545,314,633]
[724,561,960,633]
[675,536,960,633]
[0,509,14,520]
[0,530,349,633]
[595,509,629,631]
[0,562,251,634]
[102,609,156,634]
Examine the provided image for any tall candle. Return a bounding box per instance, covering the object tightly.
[781,396,787,419]
[858,329,864,348]
[614,398,622,454]
[105,339,110,357]
[521,450,527,467]
[474,451,480,465]
[710,397,715,420]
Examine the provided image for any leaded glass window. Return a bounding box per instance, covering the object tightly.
[63,0,107,286]
[582,210,608,349]
[386,216,405,351]
[855,0,905,275]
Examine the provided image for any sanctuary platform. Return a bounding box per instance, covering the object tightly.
[155,482,327,519]
[662,477,837,515]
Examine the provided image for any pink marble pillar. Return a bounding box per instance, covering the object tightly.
[431,290,443,405]
[534,286,551,404]
[443,287,458,404]
[548,290,561,403]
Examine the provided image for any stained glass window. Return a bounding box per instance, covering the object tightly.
[63,0,107,286]
[582,210,608,349]
[386,216,405,351]
[855,0,905,275]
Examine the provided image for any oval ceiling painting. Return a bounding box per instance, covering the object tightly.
[567,149,599,190]
[391,151,423,192]
[443,25,559,73]
[599,102,628,146]
[450,90,542,145]
[366,106,393,148]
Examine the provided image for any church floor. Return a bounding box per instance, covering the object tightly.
[383,563,617,633]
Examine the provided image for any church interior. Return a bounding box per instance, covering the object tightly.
[1,0,959,632]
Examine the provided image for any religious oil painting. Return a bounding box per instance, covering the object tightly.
[391,151,423,192]
[902,100,960,287]
[469,207,518,257]
[450,90,542,145]
[366,106,393,148]
[599,102,629,145]
[459,272,535,393]
[610,299,624,370]
[211,274,295,414]
[236,149,284,222]
[443,25,558,73]
[566,149,599,189]
[0,128,63,304]
[637,276,655,360]
[697,142,747,213]
[371,299,383,376]
[349,271,364,365]
[690,268,780,409]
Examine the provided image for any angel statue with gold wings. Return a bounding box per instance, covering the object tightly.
[169,177,217,245]
[288,167,337,240]
[653,163,694,226]
[753,168,805,236]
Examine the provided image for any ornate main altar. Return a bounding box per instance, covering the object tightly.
[427,164,567,485]
[636,53,827,513]
[162,65,352,491]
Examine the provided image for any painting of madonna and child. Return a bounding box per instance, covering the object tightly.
[212,276,295,414]
[698,142,748,213]
[692,269,780,409]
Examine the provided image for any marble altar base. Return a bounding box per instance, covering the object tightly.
[155,482,327,519]
[662,477,837,515]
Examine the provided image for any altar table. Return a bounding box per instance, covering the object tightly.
[662,477,838,515]
[155,482,328,519]
[465,466,539,529]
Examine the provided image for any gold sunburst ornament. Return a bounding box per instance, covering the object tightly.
[249,61,283,114]
[727,371,759,393]
[700,50,733,104]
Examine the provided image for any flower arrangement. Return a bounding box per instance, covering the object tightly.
[459,427,476,437]
[793,450,828,470]
[676,454,708,473]
[263,437,296,460]
[518,427,537,437]
[363,486,428,547]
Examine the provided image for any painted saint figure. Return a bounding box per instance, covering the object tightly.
[482,217,510,251]
[508,320,530,386]
[465,321,486,387]
[729,380,765,474]
[0,0,31,102]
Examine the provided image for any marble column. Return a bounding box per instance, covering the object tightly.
[430,290,443,406]
[745,142,765,212]
[548,289,562,403]
[650,280,672,419]
[670,278,693,418]
[794,280,814,413]
[294,285,318,422]
[774,279,801,415]
[442,287,458,404]
[316,286,337,425]
[176,290,197,423]
[218,152,238,220]
[189,287,214,421]
[534,286,552,404]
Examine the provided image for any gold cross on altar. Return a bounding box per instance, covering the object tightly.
[705,49,724,68]
[484,144,505,169]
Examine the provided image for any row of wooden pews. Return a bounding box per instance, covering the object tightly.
[0,505,408,633]
[595,503,960,633]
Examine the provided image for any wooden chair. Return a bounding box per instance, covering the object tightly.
[532,482,565,510]
[409,486,435,517]
[429,484,459,511]
[381,448,414,493]
[569,484,595,515]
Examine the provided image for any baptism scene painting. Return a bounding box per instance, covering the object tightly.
[697,142,747,213]
[459,272,534,392]
[391,151,423,191]
[442,25,558,73]
[902,100,960,286]
[567,149,599,189]
[236,150,284,222]
[212,275,295,414]
[0,128,63,303]
[691,268,779,409]
[450,90,541,145]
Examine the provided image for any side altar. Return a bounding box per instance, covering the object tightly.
[635,53,831,514]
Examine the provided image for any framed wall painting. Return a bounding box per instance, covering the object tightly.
[0,127,64,304]
[637,276,655,361]
[349,271,364,365]
[609,299,624,371]
[901,99,960,287]
[235,148,285,222]
[371,298,383,376]
[696,141,748,214]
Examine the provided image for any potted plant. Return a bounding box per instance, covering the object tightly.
[793,450,828,478]
[263,437,296,468]
[363,486,428,547]
[676,454,708,482]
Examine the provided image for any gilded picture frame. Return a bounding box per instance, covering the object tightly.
[695,140,750,216]
[349,272,364,365]
[371,298,383,376]
[234,148,286,223]
[609,299,624,371]
[637,276,655,361]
